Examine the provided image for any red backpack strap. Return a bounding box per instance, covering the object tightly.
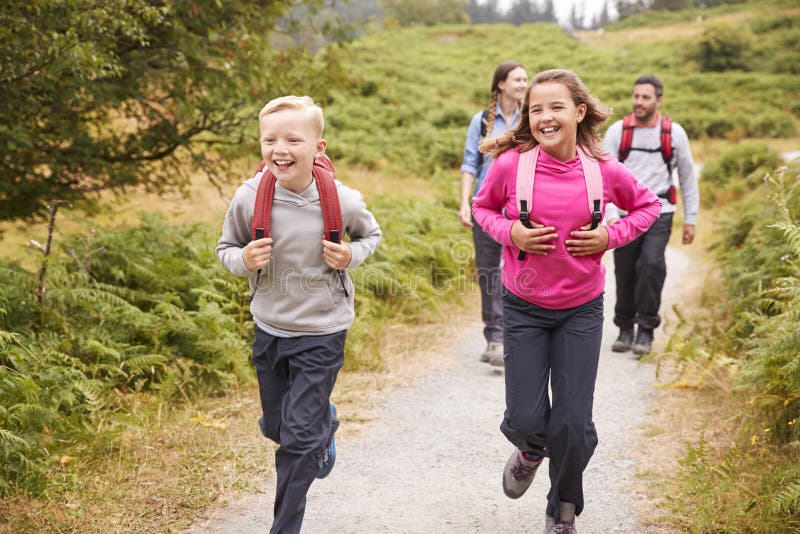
[251,156,342,243]
[577,146,604,230]
[619,114,636,163]
[312,155,343,243]
[251,163,276,241]
[660,115,673,168]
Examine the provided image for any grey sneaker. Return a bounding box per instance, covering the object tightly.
[611,328,634,352]
[480,342,503,364]
[502,450,541,499]
[632,328,653,356]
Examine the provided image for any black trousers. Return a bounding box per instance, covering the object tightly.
[252,327,345,534]
[501,290,603,522]
[613,212,673,332]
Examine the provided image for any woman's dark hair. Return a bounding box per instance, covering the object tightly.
[483,61,524,138]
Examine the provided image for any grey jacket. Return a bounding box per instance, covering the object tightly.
[603,118,699,225]
[216,173,382,336]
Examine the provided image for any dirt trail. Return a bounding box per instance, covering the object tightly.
[187,248,689,534]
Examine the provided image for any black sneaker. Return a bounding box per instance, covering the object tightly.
[631,328,653,356]
[317,402,338,479]
[611,328,634,352]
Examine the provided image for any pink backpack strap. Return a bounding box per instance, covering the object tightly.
[577,146,604,229]
[515,146,539,260]
[515,145,539,226]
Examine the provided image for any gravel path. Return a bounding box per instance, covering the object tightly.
[187,248,689,534]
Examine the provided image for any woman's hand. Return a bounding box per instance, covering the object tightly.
[565,223,609,256]
[510,220,557,255]
[322,239,352,270]
[243,237,273,270]
[458,202,474,228]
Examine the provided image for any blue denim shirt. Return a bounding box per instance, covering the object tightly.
[460,101,520,195]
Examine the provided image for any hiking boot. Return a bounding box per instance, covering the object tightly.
[611,328,634,352]
[544,502,577,534]
[480,342,503,363]
[631,328,654,356]
[317,402,339,479]
[550,520,577,534]
[502,449,542,499]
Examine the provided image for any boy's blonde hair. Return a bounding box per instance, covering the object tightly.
[258,96,325,137]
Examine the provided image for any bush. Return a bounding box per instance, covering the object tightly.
[690,22,754,71]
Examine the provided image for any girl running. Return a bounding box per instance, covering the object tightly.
[472,69,660,533]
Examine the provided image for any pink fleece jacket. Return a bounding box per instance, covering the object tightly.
[472,147,661,310]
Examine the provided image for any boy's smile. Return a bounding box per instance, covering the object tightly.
[259,108,327,194]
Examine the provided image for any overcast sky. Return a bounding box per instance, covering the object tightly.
[495,0,618,27]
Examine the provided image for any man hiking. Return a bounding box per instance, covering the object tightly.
[603,75,699,356]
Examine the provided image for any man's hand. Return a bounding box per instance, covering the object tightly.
[510,220,557,256]
[565,223,609,256]
[243,237,273,271]
[683,224,695,245]
[323,239,352,269]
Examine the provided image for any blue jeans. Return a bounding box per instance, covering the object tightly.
[500,290,603,522]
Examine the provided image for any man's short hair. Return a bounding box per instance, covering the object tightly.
[259,96,324,137]
[634,75,663,97]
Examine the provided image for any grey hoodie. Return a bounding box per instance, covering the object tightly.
[216,172,382,336]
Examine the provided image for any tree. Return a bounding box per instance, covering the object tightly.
[465,0,503,23]
[569,1,585,29]
[506,0,540,24]
[0,0,351,221]
[615,0,647,19]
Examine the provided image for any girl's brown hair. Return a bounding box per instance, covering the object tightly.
[482,61,524,139]
[480,69,611,161]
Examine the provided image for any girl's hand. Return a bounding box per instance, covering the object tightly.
[243,237,273,270]
[565,223,609,256]
[322,239,352,270]
[458,203,474,228]
[511,220,557,256]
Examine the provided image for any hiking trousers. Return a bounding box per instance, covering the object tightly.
[613,212,673,332]
[252,326,345,534]
[500,290,603,522]
[472,216,504,344]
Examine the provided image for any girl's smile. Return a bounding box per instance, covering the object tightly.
[527,82,586,162]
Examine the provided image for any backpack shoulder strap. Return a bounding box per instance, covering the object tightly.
[515,145,540,226]
[250,155,342,242]
[480,108,490,138]
[312,155,343,243]
[251,163,276,241]
[577,146,604,230]
[619,114,636,163]
[660,115,673,168]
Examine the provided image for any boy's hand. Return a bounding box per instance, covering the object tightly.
[566,223,609,256]
[510,220,557,256]
[243,237,273,270]
[322,239,352,270]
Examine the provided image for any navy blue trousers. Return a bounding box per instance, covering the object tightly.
[501,290,603,522]
[472,216,504,344]
[613,212,673,331]
[252,327,345,534]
